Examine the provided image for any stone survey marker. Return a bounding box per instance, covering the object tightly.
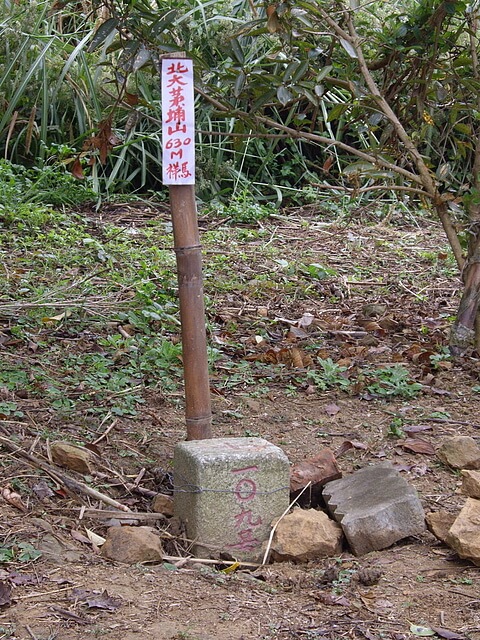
[323,462,425,555]
[174,437,290,561]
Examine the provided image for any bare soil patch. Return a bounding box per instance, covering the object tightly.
[1,207,480,640]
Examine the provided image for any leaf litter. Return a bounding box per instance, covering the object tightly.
[0,207,479,639]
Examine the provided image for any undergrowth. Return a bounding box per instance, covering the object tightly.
[0,183,454,435]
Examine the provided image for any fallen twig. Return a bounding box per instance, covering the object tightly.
[0,435,131,512]
[50,605,90,625]
[79,508,165,521]
[162,555,260,569]
[91,418,118,445]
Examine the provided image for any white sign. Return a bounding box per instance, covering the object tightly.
[161,58,195,185]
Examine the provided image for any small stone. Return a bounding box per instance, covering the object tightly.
[436,436,480,470]
[446,498,480,566]
[362,303,387,318]
[426,510,457,544]
[317,564,340,584]
[100,526,163,564]
[290,449,342,507]
[461,470,480,498]
[37,533,84,564]
[270,508,343,563]
[356,567,383,586]
[50,441,97,474]
[152,493,174,517]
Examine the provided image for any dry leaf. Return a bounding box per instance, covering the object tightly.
[287,326,309,340]
[335,440,368,457]
[32,481,55,500]
[2,485,27,512]
[402,438,435,455]
[314,592,350,606]
[85,529,106,547]
[430,627,467,640]
[403,425,432,434]
[124,92,139,106]
[0,581,12,607]
[71,530,92,545]
[86,590,121,611]
[41,311,67,323]
[323,156,334,173]
[266,5,281,32]
[8,572,39,586]
[297,313,315,328]
[324,403,340,416]
[71,158,84,180]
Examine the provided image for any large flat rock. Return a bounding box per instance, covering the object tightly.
[322,462,425,556]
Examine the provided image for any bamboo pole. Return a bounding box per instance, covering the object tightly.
[169,184,212,439]
[162,53,212,439]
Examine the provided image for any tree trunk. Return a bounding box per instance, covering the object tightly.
[450,227,480,356]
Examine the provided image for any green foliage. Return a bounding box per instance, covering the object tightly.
[388,417,405,438]
[1,0,478,211]
[0,542,41,564]
[364,365,423,399]
[208,193,276,224]
[0,401,24,418]
[0,159,95,213]
[0,196,188,420]
[307,358,351,391]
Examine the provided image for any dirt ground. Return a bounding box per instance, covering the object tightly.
[1,206,480,640]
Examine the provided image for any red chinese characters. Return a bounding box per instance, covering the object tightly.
[161,59,195,185]
[228,466,263,553]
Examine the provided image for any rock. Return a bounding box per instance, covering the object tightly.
[152,493,174,517]
[356,567,383,586]
[37,533,85,564]
[100,526,163,564]
[51,441,97,474]
[362,303,387,318]
[290,449,341,492]
[290,449,342,508]
[436,436,480,470]
[446,498,480,566]
[270,508,343,563]
[323,462,425,556]
[461,470,480,498]
[426,510,457,544]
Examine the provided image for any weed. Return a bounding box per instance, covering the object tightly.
[387,417,405,438]
[285,384,298,397]
[0,401,24,418]
[17,543,42,562]
[364,365,422,399]
[0,159,94,211]
[430,347,451,369]
[307,358,351,391]
[450,577,473,585]
[208,193,275,225]
[429,410,451,420]
[0,542,41,564]
[0,548,15,563]
[300,263,338,280]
